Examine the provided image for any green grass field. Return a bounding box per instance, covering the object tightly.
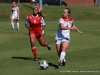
[0,3,100,75]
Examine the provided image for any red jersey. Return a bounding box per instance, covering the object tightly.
[26,14,43,32]
[25,14,45,38]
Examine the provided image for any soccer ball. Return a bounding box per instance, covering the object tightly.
[40,60,49,69]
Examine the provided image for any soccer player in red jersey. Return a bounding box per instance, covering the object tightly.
[25,6,51,61]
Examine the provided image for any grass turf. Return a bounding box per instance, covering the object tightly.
[0,3,100,75]
[0,20,100,75]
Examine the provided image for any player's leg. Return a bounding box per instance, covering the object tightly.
[16,19,19,30]
[29,33,38,60]
[56,39,63,66]
[37,35,51,50]
[55,40,62,57]
[60,41,68,61]
[56,44,61,57]
[60,40,69,66]
[10,17,15,29]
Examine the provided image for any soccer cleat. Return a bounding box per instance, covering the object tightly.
[47,44,51,50]
[62,59,66,67]
[12,28,14,30]
[16,28,19,30]
[58,60,62,66]
[33,58,38,61]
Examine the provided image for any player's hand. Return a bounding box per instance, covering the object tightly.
[10,16,11,19]
[78,31,83,35]
[40,30,43,35]
[29,28,32,30]
[17,15,19,19]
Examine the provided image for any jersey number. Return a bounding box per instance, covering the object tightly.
[34,20,36,23]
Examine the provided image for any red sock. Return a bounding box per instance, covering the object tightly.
[32,47,38,58]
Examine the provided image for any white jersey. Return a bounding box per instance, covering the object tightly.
[11,6,19,19]
[55,17,73,41]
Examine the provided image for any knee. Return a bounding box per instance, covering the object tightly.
[62,47,67,52]
[10,18,13,22]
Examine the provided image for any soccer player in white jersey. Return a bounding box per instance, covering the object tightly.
[55,8,83,66]
[10,1,20,30]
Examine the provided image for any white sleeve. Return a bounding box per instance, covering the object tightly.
[41,17,45,26]
[25,16,29,24]
[59,18,64,24]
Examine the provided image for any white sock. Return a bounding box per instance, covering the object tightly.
[11,22,14,29]
[60,52,66,62]
[16,22,19,30]
[64,58,66,62]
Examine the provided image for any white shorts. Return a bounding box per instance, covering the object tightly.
[55,38,70,44]
[11,15,19,20]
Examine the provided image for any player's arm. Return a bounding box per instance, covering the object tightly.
[25,24,30,30]
[41,17,45,31]
[17,7,20,19]
[72,24,83,35]
[41,25,45,31]
[10,9,12,18]
[59,18,75,30]
[25,16,31,30]
[60,23,75,30]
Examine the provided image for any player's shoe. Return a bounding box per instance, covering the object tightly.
[47,44,51,50]
[62,59,66,66]
[58,60,62,66]
[12,28,14,30]
[33,58,38,61]
[16,28,19,30]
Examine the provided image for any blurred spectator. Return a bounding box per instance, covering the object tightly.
[30,0,36,5]
[35,3,44,17]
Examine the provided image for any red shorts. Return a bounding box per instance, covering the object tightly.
[29,30,43,39]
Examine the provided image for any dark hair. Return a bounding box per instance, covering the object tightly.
[12,1,17,4]
[65,8,71,15]
[33,6,38,10]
